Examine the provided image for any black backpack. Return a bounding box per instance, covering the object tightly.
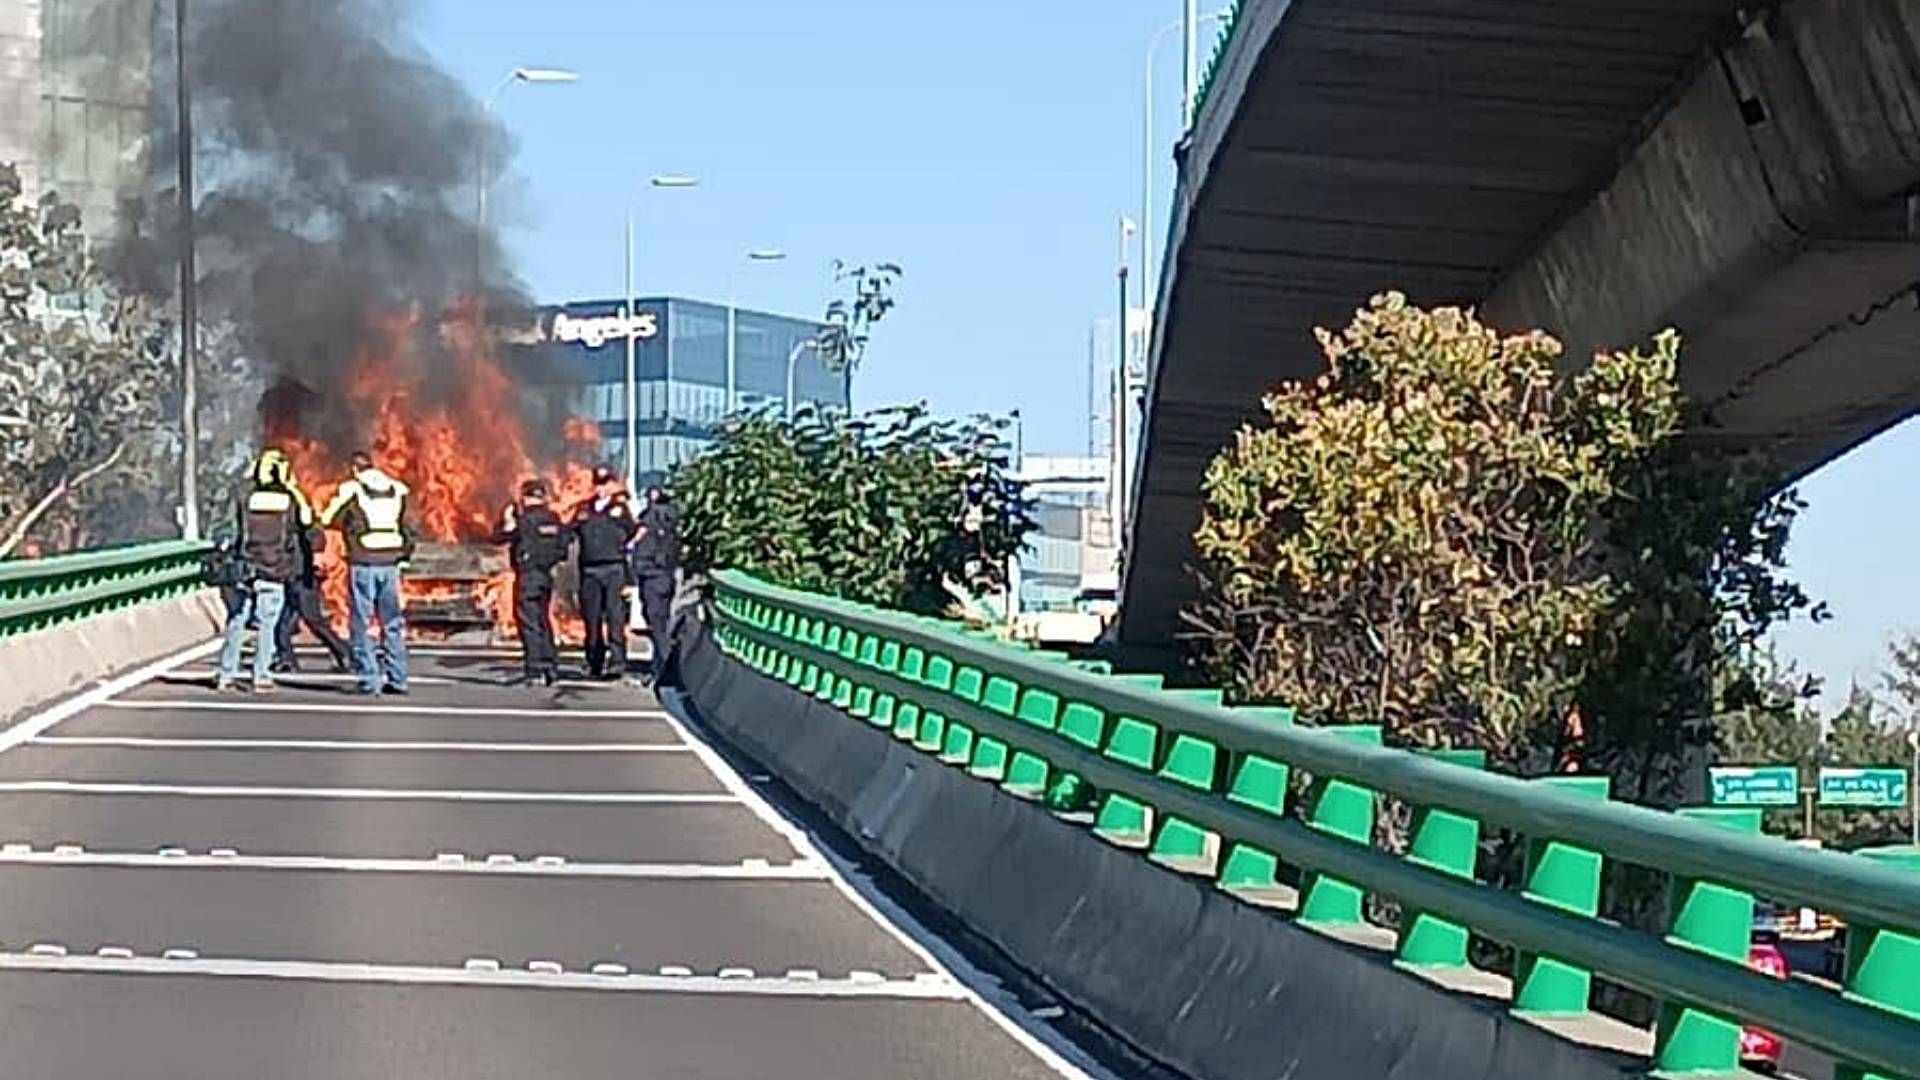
[201,539,255,588]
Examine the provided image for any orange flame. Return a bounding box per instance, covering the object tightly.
[268,303,605,645]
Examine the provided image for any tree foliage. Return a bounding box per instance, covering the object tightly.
[1580,451,1821,803]
[1191,293,1684,768]
[0,163,174,557]
[1190,292,1819,798]
[815,261,902,373]
[673,405,1033,615]
[1717,646,1914,847]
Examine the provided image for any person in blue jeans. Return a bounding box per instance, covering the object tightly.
[217,579,287,691]
[218,450,307,692]
[321,451,414,695]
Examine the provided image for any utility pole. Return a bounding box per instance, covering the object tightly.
[1183,0,1200,129]
[176,0,200,541]
[1909,726,1918,846]
[1115,218,1135,540]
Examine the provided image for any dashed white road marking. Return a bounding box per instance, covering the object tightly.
[0,781,738,805]
[0,641,222,754]
[0,846,829,880]
[102,700,671,720]
[30,736,693,754]
[0,951,965,999]
[656,698,1104,1080]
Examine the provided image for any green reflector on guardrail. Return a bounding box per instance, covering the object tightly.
[1398,749,1488,969]
[1514,775,1612,1017]
[1298,725,1383,927]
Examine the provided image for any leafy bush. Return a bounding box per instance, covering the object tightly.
[674,404,1033,615]
[0,163,173,556]
[1194,292,1820,792]
[1718,646,1912,847]
[1192,292,1734,772]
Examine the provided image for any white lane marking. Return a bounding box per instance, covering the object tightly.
[657,698,1105,1080]
[0,781,737,805]
[0,640,221,754]
[0,846,829,880]
[167,672,460,687]
[0,952,965,999]
[30,736,694,754]
[102,700,670,720]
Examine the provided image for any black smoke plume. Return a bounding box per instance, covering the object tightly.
[118,0,563,458]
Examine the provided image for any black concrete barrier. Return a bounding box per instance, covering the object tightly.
[676,614,1630,1080]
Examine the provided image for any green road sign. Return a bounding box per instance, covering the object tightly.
[1816,768,1909,808]
[1709,766,1799,807]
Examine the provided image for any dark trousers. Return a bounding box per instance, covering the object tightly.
[636,572,676,683]
[515,571,558,676]
[275,580,349,669]
[579,563,629,676]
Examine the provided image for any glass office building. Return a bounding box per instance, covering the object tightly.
[514,297,846,486]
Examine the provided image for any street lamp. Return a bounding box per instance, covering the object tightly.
[176,0,200,540]
[625,174,701,491]
[786,337,822,423]
[728,249,787,415]
[1142,8,1230,311]
[476,66,579,281]
[477,66,577,293]
[1005,408,1024,625]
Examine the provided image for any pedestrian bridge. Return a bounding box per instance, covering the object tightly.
[1,542,1915,1079]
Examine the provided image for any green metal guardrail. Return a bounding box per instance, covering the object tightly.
[709,570,1920,1080]
[0,540,211,639]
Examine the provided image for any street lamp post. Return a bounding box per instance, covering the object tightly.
[1006,408,1024,625]
[1909,725,1919,846]
[1142,8,1230,311]
[730,249,787,415]
[175,0,199,540]
[476,66,578,284]
[1183,0,1201,129]
[624,174,700,491]
[785,338,824,423]
[1115,217,1137,541]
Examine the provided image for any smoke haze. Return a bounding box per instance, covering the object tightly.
[122,0,556,457]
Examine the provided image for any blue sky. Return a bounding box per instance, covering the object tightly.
[418,0,1200,459]
[416,0,1915,711]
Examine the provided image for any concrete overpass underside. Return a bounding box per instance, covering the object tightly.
[1124,0,1920,654]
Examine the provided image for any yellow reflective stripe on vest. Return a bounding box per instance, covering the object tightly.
[247,490,294,513]
[354,486,405,550]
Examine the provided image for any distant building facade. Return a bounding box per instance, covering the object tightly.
[513,296,845,486]
[0,0,155,239]
[1014,454,1113,613]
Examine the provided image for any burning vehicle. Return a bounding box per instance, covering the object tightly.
[264,305,602,644]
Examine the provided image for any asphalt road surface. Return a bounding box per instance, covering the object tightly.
[0,644,1093,1080]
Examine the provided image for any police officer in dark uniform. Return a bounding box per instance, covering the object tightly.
[495,479,572,686]
[572,466,638,680]
[629,485,681,687]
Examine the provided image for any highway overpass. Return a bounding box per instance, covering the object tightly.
[1123,0,1920,652]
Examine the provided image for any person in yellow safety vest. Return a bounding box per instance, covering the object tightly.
[263,452,351,675]
[216,449,307,692]
[320,450,415,695]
